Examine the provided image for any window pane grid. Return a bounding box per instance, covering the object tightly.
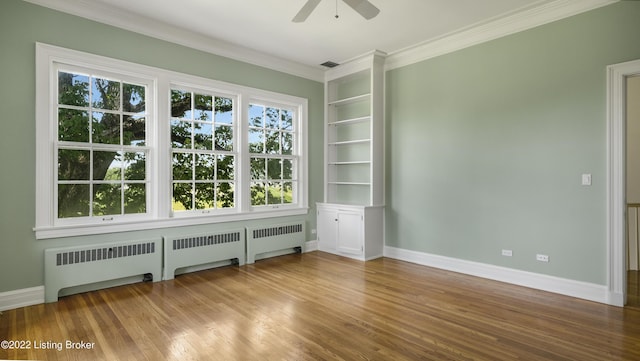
[56,145,148,219]
[56,69,148,221]
[171,88,236,213]
[249,103,297,207]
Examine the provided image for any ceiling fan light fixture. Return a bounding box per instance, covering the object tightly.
[342,0,380,20]
[292,0,322,23]
[292,0,379,22]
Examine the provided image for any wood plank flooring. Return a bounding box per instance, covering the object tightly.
[2,251,640,360]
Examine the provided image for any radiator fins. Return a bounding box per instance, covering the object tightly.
[172,232,241,250]
[44,239,162,303]
[246,223,305,264]
[45,223,306,302]
[163,229,246,280]
[252,224,303,239]
[55,242,155,266]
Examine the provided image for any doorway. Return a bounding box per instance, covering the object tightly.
[626,75,640,309]
[607,59,640,307]
[606,60,640,307]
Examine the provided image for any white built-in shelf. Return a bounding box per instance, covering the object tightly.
[323,51,385,208]
[328,93,370,107]
[319,51,386,262]
[329,116,371,126]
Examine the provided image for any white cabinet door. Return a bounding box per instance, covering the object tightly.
[317,203,380,261]
[336,210,363,255]
[317,207,338,252]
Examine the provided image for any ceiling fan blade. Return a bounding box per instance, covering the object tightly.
[342,0,380,20]
[292,0,322,23]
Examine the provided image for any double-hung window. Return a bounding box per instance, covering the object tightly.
[55,66,153,224]
[35,44,308,239]
[248,102,298,208]
[170,88,236,214]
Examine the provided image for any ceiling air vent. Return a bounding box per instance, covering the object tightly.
[320,61,340,68]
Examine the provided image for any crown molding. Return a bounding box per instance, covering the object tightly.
[22,0,325,82]
[324,49,387,81]
[384,0,618,71]
[22,0,619,80]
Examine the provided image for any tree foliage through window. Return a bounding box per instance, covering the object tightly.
[57,71,147,219]
[170,89,235,212]
[54,67,301,222]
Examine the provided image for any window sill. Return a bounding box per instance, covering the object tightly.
[34,208,309,240]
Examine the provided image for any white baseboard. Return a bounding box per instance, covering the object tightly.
[0,286,45,312]
[384,246,612,305]
[0,247,615,310]
[304,240,318,252]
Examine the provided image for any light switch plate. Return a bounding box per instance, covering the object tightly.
[581,174,592,186]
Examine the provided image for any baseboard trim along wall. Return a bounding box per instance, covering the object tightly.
[0,286,45,312]
[304,240,318,252]
[383,246,611,305]
[0,244,611,311]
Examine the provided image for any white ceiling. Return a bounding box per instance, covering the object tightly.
[83,0,555,65]
[26,0,617,80]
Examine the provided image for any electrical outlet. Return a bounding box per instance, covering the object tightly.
[501,249,513,257]
[536,254,549,262]
[311,229,317,234]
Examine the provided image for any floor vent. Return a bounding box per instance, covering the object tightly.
[163,229,245,280]
[246,222,305,264]
[44,239,162,303]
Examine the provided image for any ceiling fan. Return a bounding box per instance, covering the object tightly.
[292,0,380,22]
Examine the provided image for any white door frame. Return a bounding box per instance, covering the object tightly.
[607,58,640,306]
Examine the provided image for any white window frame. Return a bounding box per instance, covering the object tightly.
[35,43,308,239]
[168,83,240,217]
[53,63,156,226]
[246,97,303,211]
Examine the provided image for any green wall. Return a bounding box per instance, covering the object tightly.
[385,2,640,285]
[3,0,640,296]
[0,0,324,293]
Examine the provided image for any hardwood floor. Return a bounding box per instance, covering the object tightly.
[2,251,640,360]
